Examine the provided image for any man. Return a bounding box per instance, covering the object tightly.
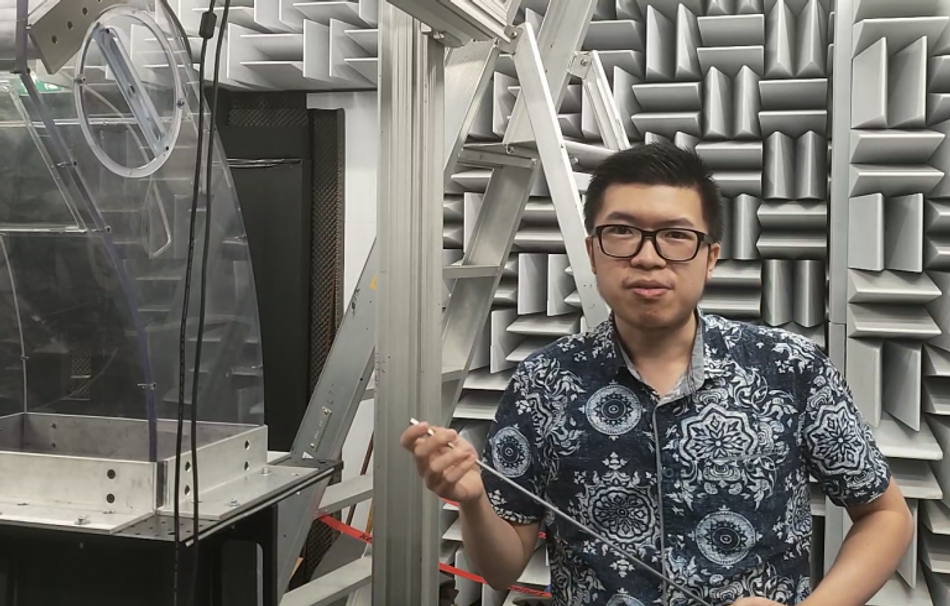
[401,142,913,606]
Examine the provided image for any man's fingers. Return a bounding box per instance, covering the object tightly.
[399,422,430,450]
[415,427,457,459]
[430,447,470,475]
[442,454,477,484]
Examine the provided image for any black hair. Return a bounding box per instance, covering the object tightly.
[583,142,724,242]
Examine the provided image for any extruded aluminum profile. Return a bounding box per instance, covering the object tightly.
[373,3,444,603]
[388,0,516,46]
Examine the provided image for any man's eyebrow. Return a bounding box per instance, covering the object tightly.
[602,211,696,228]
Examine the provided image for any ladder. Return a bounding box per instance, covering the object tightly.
[278,0,630,603]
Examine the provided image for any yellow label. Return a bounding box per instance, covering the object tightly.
[369,275,377,290]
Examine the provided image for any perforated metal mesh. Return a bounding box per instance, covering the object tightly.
[308,111,345,393]
[224,92,309,128]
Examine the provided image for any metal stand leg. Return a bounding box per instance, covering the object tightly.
[373,1,445,604]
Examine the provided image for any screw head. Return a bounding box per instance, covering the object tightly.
[261,467,270,475]
[227,499,239,508]
[75,516,90,526]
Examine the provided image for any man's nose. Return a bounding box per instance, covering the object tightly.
[630,237,666,268]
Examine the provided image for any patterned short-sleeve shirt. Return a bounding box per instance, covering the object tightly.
[481,313,891,606]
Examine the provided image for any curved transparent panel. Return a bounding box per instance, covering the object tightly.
[0,1,265,462]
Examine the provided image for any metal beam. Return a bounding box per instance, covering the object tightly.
[513,21,609,326]
[828,0,854,370]
[276,240,378,594]
[281,556,373,606]
[443,39,502,184]
[504,0,598,145]
[278,11,509,600]
[579,50,631,152]
[373,2,444,603]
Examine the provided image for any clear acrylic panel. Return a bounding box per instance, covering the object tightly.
[0,1,265,461]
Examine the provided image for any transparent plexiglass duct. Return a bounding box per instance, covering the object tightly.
[0,0,264,462]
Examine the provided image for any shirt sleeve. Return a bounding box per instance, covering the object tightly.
[480,361,548,525]
[800,347,891,508]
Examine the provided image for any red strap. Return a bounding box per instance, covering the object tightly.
[318,515,551,599]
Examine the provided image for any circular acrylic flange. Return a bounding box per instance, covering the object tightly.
[73,4,186,180]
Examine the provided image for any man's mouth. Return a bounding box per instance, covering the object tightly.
[631,286,668,299]
[627,281,671,299]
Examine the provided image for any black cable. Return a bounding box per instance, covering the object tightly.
[172,2,220,605]
[187,0,232,599]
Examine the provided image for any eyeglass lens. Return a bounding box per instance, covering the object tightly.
[599,226,700,261]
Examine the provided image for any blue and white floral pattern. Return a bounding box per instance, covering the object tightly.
[586,385,644,437]
[481,314,891,606]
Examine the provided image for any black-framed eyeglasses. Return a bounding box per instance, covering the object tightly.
[593,225,709,262]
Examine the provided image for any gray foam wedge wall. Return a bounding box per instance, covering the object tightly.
[830,2,950,605]
[163,0,380,90]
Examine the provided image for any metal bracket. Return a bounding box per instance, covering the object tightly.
[30,0,125,74]
[569,51,593,79]
[90,23,167,157]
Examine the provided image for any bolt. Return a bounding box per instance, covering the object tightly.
[580,58,589,66]
[177,99,185,108]
[227,499,239,508]
[432,31,445,40]
[75,516,90,526]
[261,467,270,476]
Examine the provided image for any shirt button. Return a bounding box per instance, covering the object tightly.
[662,468,674,479]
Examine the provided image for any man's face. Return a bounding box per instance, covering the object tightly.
[585,183,720,331]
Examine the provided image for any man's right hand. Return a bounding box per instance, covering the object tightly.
[400,422,486,504]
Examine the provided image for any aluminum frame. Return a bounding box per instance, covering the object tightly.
[373,2,445,603]
[577,50,631,152]
[276,240,378,591]
[513,19,609,327]
[0,413,269,532]
[276,1,634,602]
[388,0,516,47]
[503,0,598,145]
[828,0,854,371]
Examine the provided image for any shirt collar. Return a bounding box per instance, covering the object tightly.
[590,310,730,395]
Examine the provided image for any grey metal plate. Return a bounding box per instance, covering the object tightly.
[122,460,338,542]
[0,501,153,534]
[30,0,125,74]
[158,463,336,521]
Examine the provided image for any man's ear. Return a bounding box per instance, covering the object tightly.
[585,236,597,275]
[705,242,720,280]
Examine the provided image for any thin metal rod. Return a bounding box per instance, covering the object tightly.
[409,418,714,606]
[0,237,27,410]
